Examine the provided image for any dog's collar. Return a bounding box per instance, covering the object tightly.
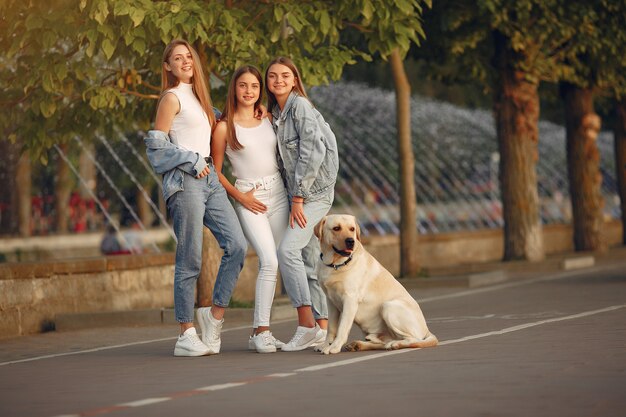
[320,252,353,270]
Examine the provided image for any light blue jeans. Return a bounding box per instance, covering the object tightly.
[277,191,333,319]
[167,166,247,323]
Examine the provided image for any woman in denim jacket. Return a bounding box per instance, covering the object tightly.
[145,39,247,357]
[265,57,339,351]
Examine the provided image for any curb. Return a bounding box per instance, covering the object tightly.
[55,303,297,332]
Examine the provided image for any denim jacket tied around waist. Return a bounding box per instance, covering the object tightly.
[144,129,208,202]
[270,92,338,201]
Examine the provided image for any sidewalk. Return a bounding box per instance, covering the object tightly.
[53,244,626,332]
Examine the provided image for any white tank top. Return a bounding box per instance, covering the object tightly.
[167,82,211,158]
[226,118,279,180]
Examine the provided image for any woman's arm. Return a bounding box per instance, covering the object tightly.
[211,121,267,214]
[292,98,328,199]
[154,92,179,133]
[152,92,209,178]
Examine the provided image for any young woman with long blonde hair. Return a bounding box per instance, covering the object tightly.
[144,39,247,357]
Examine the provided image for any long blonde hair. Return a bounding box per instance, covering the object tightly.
[220,66,264,151]
[160,39,216,128]
[265,56,308,114]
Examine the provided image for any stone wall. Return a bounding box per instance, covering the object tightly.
[0,220,622,339]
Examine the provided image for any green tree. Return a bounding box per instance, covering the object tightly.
[1,0,433,276]
[418,0,596,261]
[0,0,363,233]
[556,0,626,251]
[335,0,431,277]
[590,1,626,247]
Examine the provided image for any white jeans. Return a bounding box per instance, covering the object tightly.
[234,173,289,328]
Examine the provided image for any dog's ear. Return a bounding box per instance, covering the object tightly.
[314,217,326,240]
[355,220,361,241]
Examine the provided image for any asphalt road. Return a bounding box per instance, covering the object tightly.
[1,263,625,417]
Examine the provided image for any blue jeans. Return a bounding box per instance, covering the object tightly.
[167,167,247,323]
[277,191,333,319]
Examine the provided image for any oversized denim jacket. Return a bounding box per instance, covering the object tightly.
[144,129,208,202]
[271,92,338,200]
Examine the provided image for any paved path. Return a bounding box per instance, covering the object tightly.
[1,258,625,417]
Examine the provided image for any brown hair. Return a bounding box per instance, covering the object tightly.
[160,39,216,129]
[265,56,308,114]
[220,66,264,151]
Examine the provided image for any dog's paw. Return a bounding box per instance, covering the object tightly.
[329,344,342,354]
[321,342,342,355]
[344,341,361,352]
[314,342,331,353]
[320,345,332,355]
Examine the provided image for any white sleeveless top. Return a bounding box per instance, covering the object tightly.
[167,82,211,158]
[226,118,279,180]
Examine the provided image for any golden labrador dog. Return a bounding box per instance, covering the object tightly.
[314,214,437,355]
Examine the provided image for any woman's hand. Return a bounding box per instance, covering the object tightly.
[240,189,267,214]
[290,198,307,228]
[196,165,210,178]
[255,104,268,119]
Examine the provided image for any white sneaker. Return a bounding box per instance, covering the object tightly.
[174,327,211,357]
[197,307,223,354]
[311,328,327,347]
[248,332,284,351]
[249,331,279,353]
[281,324,321,352]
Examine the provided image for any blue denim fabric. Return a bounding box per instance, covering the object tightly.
[271,93,338,201]
[144,130,208,202]
[302,230,329,320]
[167,167,247,323]
[277,191,333,318]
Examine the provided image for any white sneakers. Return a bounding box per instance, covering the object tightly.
[197,307,223,355]
[175,309,327,356]
[311,328,327,347]
[281,324,323,352]
[174,327,211,357]
[249,331,285,353]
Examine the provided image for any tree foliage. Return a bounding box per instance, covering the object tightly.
[1,0,388,162]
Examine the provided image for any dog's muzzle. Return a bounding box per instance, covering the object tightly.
[332,245,353,257]
[345,238,355,250]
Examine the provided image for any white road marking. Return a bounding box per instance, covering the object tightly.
[45,303,626,417]
[118,398,170,407]
[0,321,291,367]
[195,382,247,391]
[296,304,624,372]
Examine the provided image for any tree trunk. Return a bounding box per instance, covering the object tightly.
[493,31,544,261]
[390,49,420,276]
[0,140,19,235]
[562,83,605,251]
[16,151,32,237]
[78,144,96,199]
[197,228,222,307]
[614,98,626,245]
[55,144,72,233]
[136,184,154,228]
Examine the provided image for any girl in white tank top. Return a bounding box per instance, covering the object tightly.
[212,66,289,353]
[152,40,247,357]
